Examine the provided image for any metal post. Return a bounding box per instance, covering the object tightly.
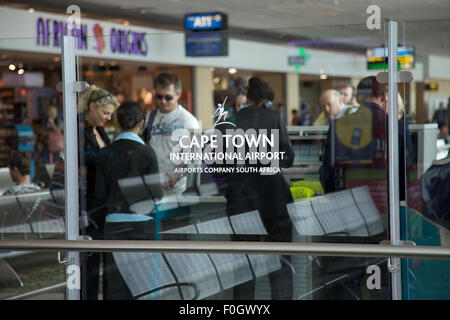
[61,36,80,300]
[387,20,402,300]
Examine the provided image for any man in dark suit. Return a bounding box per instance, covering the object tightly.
[223,77,294,300]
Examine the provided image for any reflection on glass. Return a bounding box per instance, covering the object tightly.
[1,15,449,300]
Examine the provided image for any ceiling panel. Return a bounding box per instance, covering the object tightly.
[1,0,449,56]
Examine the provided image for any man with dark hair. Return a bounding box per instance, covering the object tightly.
[3,151,41,195]
[143,72,200,195]
[224,76,294,300]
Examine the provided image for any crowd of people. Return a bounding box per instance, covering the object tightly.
[2,70,448,300]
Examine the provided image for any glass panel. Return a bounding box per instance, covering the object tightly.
[65,22,396,299]
[0,38,66,235]
[0,250,66,300]
[0,36,67,299]
[102,246,391,300]
[402,19,450,299]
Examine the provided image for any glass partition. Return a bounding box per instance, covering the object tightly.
[0,37,66,299]
[66,22,396,300]
[401,19,450,300]
[1,12,448,301]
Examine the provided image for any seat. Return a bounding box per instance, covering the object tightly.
[312,189,369,237]
[118,176,155,215]
[196,217,254,290]
[160,224,221,299]
[229,210,282,277]
[15,191,53,236]
[112,251,198,300]
[0,194,31,237]
[287,199,325,236]
[163,251,221,300]
[351,186,385,236]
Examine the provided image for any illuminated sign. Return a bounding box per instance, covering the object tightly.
[288,56,305,66]
[35,17,147,56]
[425,83,439,91]
[184,12,228,57]
[366,46,415,70]
[110,28,147,56]
[184,13,227,31]
[36,17,88,49]
[186,32,227,57]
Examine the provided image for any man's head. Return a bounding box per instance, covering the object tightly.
[154,73,182,114]
[340,84,354,105]
[246,77,274,108]
[116,100,145,133]
[439,102,444,110]
[356,76,387,112]
[320,89,343,120]
[8,151,31,185]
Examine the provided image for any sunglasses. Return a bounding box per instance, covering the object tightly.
[88,93,113,106]
[156,94,175,101]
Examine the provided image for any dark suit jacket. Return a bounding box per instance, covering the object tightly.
[224,105,294,220]
[94,139,162,222]
[83,124,111,215]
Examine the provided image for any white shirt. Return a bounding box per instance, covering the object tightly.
[149,105,200,195]
[337,104,358,119]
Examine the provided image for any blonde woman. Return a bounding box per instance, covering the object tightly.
[78,85,119,300]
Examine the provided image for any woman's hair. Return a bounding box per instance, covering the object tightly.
[45,105,58,119]
[246,77,274,106]
[78,85,119,114]
[116,100,144,130]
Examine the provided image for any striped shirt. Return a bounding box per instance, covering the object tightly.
[2,184,41,196]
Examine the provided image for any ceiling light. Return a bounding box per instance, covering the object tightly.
[228,68,237,74]
[8,64,16,71]
[214,77,220,84]
[123,21,130,26]
[320,74,328,80]
[28,8,35,14]
[18,69,25,75]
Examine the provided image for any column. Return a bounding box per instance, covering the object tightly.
[285,73,299,126]
[193,66,214,129]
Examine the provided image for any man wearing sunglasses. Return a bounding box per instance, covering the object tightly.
[144,72,200,195]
